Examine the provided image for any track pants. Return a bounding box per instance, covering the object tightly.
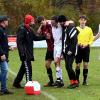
[63,54,76,81]
[13,60,32,84]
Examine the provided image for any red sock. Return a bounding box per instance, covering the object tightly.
[74,80,78,84]
[70,80,74,84]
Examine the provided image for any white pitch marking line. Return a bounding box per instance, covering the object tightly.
[98,56,100,60]
[8,69,57,100]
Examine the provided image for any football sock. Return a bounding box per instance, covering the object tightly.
[83,69,88,82]
[75,69,80,82]
[56,66,62,80]
[47,68,53,82]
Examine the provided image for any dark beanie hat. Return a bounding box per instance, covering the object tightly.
[58,15,67,22]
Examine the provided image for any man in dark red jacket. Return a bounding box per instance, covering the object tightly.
[13,15,45,88]
[37,16,54,86]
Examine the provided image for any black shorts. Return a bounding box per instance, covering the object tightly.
[75,46,90,63]
[45,50,54,60]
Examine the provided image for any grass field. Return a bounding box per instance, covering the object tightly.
[0,48,100,100]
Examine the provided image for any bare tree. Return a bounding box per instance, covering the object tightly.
[76,0,83,11]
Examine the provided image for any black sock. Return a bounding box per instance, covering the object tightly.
[83,69,88,82]
[57,78,61,80]
[47,68,53,83]
[75,69,80,82]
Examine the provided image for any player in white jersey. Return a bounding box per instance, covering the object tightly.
[51,16,64,87]
[52,22,62,60]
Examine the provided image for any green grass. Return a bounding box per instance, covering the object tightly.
[0,48,100,100]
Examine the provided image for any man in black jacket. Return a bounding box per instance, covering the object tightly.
[58,15,79,89]
[0,16,13,95]
[13,15,45,88]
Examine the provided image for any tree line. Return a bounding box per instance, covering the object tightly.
[0,0,100,34]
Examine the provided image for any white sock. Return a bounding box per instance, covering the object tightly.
[56,66,62,80]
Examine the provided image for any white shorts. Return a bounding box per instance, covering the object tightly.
[54,45,62,60]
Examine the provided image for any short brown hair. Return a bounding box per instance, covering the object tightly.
[79,15,87,20]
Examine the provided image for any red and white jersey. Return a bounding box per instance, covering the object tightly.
[41,23,54,51]
[52,24,62,46]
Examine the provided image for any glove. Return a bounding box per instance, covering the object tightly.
[67,51,72,56]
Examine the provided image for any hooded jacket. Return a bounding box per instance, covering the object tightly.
[62,25,79,56]
[0,25,9,61]
[17,15,45,61]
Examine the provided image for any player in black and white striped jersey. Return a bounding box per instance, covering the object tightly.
[58,15,79,89]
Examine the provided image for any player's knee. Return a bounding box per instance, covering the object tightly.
[54,57,60,63]
[45,62,51,68]
[54,60,58,64]
[76,64,80,69]
[83,64,88,69]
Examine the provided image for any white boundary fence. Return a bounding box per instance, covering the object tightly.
[8,39,100,48]
[8,24,100,48]
[91,38,100,47]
